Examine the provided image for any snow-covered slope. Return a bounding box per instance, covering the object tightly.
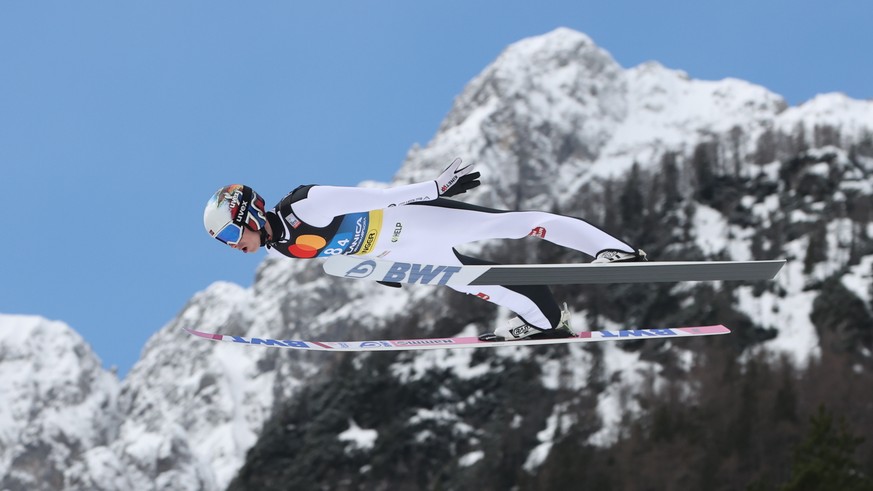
[0,314,120,491]
[2,27,872,490]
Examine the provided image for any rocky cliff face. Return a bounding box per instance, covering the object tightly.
[2,27,872,490]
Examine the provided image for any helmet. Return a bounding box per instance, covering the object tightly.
[203,184,268,246]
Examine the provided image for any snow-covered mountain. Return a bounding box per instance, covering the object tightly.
[400,28,870,208]
[0,315,120,491]
[2,28,872,490]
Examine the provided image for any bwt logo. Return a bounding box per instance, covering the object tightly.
[345,260,378,278]
[344,260,462,285]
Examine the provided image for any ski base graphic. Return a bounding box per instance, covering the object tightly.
[184,325,730,352]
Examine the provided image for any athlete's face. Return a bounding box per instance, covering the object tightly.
[229,226,261,254]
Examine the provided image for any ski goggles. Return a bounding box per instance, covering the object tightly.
[214,222,244,245]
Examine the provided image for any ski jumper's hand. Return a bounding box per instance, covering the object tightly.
[435,158,481,197]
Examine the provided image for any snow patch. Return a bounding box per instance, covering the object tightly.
[338,419,378,452]
[459,450,485,467]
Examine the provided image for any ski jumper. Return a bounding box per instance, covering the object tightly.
[264,182,634,329]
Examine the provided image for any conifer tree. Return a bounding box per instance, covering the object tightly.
[780,406,873,491]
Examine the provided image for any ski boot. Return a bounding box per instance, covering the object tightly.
[479,304,574,342]
[592,248,648,263]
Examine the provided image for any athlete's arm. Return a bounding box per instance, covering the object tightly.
[291,181,437,227]
[292,159,479,227]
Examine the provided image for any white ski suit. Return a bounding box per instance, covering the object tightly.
[264,181,633,329]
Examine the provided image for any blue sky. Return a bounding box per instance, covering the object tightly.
[2,1,871,376]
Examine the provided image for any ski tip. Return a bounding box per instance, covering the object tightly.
[183,327,223,341]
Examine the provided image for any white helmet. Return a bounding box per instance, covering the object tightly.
[203,184,268,246]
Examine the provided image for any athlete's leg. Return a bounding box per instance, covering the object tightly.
[373,200,635,330]
[450,250,561,329]
[375,206,564,330]
[409,199,635,258]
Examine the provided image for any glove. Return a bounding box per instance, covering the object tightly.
[435,158,481,197]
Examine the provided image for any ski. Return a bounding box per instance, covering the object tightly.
[183,324,730,352]
[322,255,785,286]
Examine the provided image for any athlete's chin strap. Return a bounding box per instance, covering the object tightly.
[259,228,270,248]
[260,211,284,249]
